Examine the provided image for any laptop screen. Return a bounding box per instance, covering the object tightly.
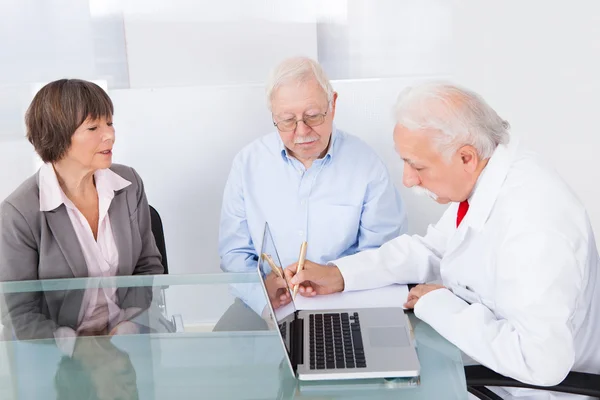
[257,223,297,359]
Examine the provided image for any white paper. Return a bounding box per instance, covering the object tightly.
[293,285,409,311]
[273,285,409,321]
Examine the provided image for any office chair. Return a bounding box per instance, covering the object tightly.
[465,365,600,399]
[149,205,180,332]
[149,205,168,274]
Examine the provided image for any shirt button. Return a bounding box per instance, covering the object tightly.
[300,199,305,206]
[299,230,304,236]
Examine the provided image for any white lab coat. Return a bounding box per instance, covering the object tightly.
[334,139,600,399]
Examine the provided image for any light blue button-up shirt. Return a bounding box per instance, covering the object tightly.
[219,127,408,315]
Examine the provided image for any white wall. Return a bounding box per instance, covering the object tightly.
[452,0,600,236]
[0,0,128,200]
[0,0,99,201]
[318,0,452,79]
[0,0,96,86]
[110,84,273,274]
[124,18,318,88]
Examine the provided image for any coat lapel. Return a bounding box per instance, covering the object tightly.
[444,223,472,264]
[109,189,133,276]
[45,205,88,277]
[444,139,520,260]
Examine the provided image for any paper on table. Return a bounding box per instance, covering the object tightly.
[294,285,409,311]
[273,285,409,321]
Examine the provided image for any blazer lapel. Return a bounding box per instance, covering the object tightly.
[45,205,88,277]
[444,224,471,263]
[109,189,133,276]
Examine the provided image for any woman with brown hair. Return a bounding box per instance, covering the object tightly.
[0,79,163,342]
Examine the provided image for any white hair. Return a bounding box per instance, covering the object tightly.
[266,56,334,111]
[394,82,510,159]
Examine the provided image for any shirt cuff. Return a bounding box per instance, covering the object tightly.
[54,327,77,357]
[414,288,468,324]
[329,258,359,292]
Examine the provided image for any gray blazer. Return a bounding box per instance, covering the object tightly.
[0,164,164,339]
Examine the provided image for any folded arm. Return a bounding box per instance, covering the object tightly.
[414,230,579,386]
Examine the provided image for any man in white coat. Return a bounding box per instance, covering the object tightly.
[285,82,600,399]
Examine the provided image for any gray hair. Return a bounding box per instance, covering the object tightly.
[266,57,334,111]
[394,82,510,159]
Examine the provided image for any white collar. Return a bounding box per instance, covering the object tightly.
[39,163,131,212]
[461,137,519,230]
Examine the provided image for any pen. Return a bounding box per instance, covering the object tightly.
[292,241,308,300]
[261,253,283,279]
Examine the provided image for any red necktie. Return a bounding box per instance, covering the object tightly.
[456,200,469,227]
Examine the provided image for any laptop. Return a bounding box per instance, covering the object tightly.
[257,222,420,381]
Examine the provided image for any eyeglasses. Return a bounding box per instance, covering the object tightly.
[273,111,328,132]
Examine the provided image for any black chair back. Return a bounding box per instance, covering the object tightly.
[466,365,600,399]
[149,205,169,274]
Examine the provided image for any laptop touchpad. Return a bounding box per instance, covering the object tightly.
[369,327,409,347]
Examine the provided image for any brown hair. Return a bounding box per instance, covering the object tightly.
[25,79,114,163]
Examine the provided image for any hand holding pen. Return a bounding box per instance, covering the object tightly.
[292,242,308,300]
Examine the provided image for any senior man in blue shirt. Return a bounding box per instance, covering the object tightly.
[215,56,407,330]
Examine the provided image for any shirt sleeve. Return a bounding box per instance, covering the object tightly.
[218,154,265,314]
[0,201,60,340]
[333,205,456,291]
[414,230,579,386]
[219,154,258,274]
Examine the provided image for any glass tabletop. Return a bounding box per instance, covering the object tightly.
[0,273,467,399]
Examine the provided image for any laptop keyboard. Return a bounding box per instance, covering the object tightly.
[309,312,366,370]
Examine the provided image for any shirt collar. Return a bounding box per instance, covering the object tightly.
[467,165,486,202]
[39,163,131,212]
[463,137,519,230]
[278,124,340,164]
[94,167,132,199]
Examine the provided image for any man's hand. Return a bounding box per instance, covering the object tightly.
[404,284,446,309]
[284,260,345,297]
[265,271,291,309]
